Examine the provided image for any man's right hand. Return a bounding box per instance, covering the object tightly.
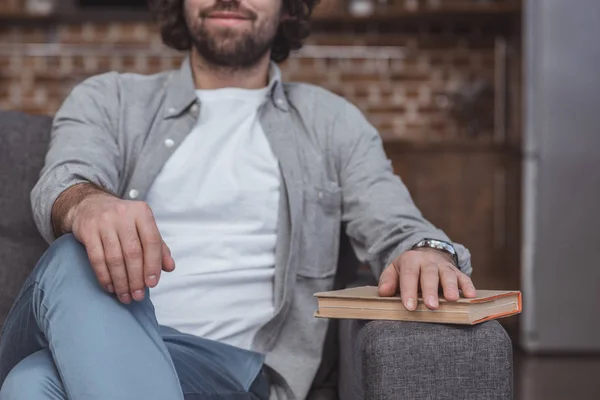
[69,192,175,304]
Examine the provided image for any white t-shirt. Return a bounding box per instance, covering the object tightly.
[147,85,279,350]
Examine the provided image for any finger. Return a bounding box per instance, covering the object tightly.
[439,264,460,301]
[457,272,477,298]
[83,230,114,293]
[136,205,163,288]
[119,222,145,302]
[420,263,440,309]
[399,259,420,311]
[378,264,399,297]
[100,228,131,304]
[161,241,175,273]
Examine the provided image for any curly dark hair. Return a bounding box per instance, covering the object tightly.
[148,0,319,63]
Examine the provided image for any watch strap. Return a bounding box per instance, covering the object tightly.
[412,238,460,268]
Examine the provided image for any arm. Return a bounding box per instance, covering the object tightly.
[31,74,174,304]
[335,101,475,308]
[336,101,472,277]
[31,73,122,244]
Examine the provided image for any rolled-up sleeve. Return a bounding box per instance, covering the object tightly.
[335,101,473,277]
[31,73,121,244]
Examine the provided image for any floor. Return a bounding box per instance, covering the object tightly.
[514,350,600,400]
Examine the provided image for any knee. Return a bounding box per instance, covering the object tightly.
[46,234,88,264]
[0,351,64,400]
[34,234,97,292]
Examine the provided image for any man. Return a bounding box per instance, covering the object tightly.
[0,0,477,398]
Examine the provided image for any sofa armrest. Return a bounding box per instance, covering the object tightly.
[338,319,513,400]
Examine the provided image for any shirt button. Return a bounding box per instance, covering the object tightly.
[167,107,176,115]
[275,98,285,107]
[128,189,139,199]
[318,191,324,200]
[164,138,175,148]
[190,104,198,113]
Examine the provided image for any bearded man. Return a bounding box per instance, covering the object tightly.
[0,0,476,398]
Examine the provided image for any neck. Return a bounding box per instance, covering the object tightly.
[190,49,271,90]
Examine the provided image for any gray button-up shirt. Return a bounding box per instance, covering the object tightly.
[31,58,472,400]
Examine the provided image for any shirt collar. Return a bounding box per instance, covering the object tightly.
[268,62,290,112]
[163,57,289,119]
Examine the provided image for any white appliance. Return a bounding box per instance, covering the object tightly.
[521,0,600,352]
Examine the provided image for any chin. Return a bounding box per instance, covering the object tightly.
[216,37,245,50]
[205,22,251,34]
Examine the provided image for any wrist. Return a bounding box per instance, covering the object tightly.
[52,183,114,236]
[413,247,456,265]
[411,238,459,268]
[62,198,87,234]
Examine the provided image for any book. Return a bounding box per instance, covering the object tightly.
[314,286,522,325]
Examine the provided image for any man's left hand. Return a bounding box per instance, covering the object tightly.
[378,249,477,311]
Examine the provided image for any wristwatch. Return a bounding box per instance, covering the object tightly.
[412,238,459,268]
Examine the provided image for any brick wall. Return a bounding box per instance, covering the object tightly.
[0,18,507,141]
[0,0,23,14]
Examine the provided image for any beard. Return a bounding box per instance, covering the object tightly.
[188,2,280,69]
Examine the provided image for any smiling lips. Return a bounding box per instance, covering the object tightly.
[205,11,253,26]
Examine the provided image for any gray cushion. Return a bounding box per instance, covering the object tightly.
[339,319,513,400]
[0,111,52,330]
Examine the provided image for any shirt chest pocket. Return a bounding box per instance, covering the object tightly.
[298,185,342,279]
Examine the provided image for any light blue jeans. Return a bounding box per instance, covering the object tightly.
[0,234,268,399]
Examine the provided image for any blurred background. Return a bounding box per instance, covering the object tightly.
[1,0,599,398]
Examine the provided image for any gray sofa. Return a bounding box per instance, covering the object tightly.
[0,110,513,399]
